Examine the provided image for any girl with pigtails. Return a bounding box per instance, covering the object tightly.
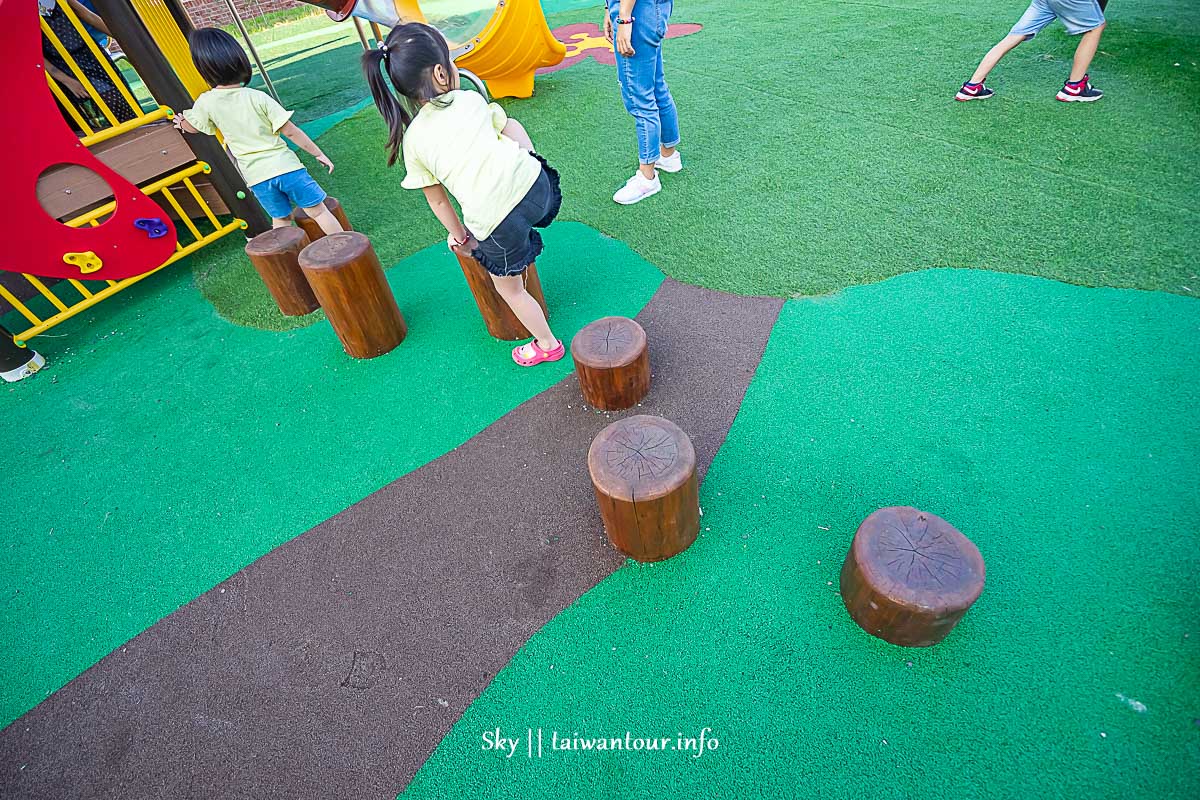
[362,24,565,367]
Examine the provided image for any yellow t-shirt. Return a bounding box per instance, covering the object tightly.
[400,90,541,240]
[183,87,304,187]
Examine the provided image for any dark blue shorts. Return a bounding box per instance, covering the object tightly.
[471,154,562,277]
[249,167,327,220]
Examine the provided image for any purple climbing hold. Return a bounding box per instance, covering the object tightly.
[134,217,169,239]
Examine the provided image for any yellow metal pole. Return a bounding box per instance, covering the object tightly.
[181,177,222,230]
[40,15,119,126]
[55,0,142,115]
[44,73,95,135]
[68,199,115,227]
[78,104,171,148]
[67,279,95,299]
[8,219,244,343]
[159,186,203,241]
[24,276,70,313]
[137,161,210,195]
[125,0,211,100]
[0,285,43,328]
[64,161,208,228]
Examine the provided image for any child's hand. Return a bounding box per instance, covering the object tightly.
[316,153,334,174]
[172,113,201,135]
[602,11,612,40]
[62,76,88,99]
[448,232,477,255]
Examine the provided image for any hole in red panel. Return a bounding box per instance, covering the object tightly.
[36,162,116,227]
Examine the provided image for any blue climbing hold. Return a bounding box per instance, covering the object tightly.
[134,217,169,239]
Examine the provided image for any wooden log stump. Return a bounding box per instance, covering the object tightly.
[840,506,985,647]
[588,415,699,563]
[297,232,406,359]
[571,316,650,411]
[244,226,319,316]
[292,196,352,243]
[454,252,548,340]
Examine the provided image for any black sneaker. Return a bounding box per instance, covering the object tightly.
[1057,75,1103,102]
[955,81,994,101]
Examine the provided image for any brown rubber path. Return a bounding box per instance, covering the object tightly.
[0,279,782,799]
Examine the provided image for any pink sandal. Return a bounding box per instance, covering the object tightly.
[512,339,565,367]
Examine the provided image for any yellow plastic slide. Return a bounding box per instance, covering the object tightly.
[320,0,565,98]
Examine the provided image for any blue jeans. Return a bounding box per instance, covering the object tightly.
[608,0,680,165]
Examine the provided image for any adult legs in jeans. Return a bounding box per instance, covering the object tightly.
[613,1,679,179]
[655,44,680,162]
[618,47,662,178]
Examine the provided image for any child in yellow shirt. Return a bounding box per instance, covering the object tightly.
[174,28,343,235]
[362,23,563,367]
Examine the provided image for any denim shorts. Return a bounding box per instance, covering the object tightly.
[249,167,327,219]
[1010,0,1105,37]
[471,154,562,277]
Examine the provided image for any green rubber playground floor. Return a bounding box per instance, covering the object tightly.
[3,0,1199,795]
[0,224,662,728]
[406,268,1200,799]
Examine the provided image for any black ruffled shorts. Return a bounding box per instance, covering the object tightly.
[471,153,562,277]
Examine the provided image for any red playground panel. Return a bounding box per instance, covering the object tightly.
[1,0,177,282]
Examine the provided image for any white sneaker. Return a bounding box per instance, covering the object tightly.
[655,151,682,173]
[613,172,661,205]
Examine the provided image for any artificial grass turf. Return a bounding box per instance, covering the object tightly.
[187,0,1200,330]
[404,268,1200,799]
[242,14,372,125]
[0,222,663,729]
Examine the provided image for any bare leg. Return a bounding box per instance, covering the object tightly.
[490,273,557,350]
[501,119,534,151]
[969,33,1027,84]
[271,216,292,229]
[638,164,656,180]
[1068,23,1106,82]
[300,204,344,236]
[661,145,676,158]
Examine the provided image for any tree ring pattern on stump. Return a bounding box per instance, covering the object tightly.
[873,514,966,591]
[589,415,696,503]
[603,421,679,483]
[298,231,369,271]
[588,320,633,356]
[571,316,647,369]
[245,225,307,256]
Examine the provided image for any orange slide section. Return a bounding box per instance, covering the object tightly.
[452,0,566,98]
[313,0,565,98]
